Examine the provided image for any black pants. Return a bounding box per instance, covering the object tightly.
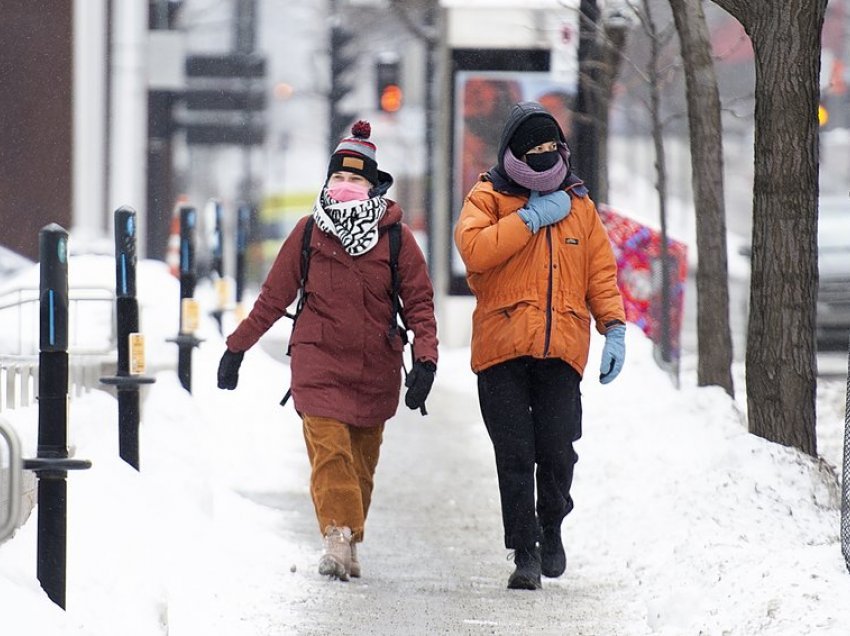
[478,357,582,550]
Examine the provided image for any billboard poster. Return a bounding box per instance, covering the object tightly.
[450,70,577,286]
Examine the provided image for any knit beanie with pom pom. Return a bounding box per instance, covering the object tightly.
[327,120,379,185]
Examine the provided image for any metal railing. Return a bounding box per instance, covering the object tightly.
[0,283,113,550]
[0,284,115,414]
[0,285,116,357]
[0,357,37,412]
[0,418,22,542]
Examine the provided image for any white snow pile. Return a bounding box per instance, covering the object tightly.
[0,254,847,635]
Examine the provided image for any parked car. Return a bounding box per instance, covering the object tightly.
[817,196,850,350]
[736,197,850,352]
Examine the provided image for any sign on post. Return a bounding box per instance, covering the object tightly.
[181,54,267,147]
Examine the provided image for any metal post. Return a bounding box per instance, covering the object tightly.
[235,204,250,320]
[23,224,91,609]
[209,200,225,333]
[423,0,437,276]
[167,206,203,392]
[100,207,155,470]
[234,0,258,204]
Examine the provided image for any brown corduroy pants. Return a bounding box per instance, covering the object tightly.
[301,414,384,543]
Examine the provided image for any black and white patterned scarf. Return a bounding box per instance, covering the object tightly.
[312,187,388,256]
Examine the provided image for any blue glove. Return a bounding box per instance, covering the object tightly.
[599,325,626,384]
[518,190,572,234]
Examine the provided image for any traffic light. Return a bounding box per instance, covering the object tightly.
[376,59,403,113]
[329,25,357,152]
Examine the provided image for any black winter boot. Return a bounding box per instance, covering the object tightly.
[507,547,542,590]
[540,524,566,578]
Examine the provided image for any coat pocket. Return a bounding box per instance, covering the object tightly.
[290,319,322,346]
[473,295,541,363]
[551,299,591,371]
[554,296,591,334]
[385,326,405,353]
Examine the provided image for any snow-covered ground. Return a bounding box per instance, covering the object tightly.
[0,255,848,635]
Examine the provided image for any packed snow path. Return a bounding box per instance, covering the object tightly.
[203,375,647,635]
[184,333,849,635]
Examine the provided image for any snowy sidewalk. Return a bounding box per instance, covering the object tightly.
[189,332,850,635]
[194,345,648,635]
[2,253,849,636]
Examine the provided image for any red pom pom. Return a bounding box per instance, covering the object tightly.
[351,120,371,139]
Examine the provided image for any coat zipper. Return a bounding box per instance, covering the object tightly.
[543,226,554,357]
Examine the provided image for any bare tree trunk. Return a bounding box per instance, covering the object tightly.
[668,0,734,396]
[712,0,827,455]
[574,0,602,198]
[596,21,629,205]
[388,0,439,270]
[642,0,675,374]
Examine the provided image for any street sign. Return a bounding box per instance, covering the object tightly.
[185,88,266,111]
[184,122,265,146]
[186,54,266,78]
[182,54,267,146]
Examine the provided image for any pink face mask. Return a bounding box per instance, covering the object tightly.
[327,181,371,202]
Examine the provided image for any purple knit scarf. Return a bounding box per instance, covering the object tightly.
[502,144,570,193]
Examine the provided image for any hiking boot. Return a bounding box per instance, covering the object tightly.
[540,524,566,578]
[318,526,352,581]
[507,547,542,590]
[349,542,361,578]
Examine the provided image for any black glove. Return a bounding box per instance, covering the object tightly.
[217,349,244,390]
[404,360,436,411]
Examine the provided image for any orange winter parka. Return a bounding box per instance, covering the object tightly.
[454,179,625,376]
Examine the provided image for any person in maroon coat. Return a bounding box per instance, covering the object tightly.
[217,121,439,581]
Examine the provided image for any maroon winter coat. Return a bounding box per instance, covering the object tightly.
[226,201,438,427]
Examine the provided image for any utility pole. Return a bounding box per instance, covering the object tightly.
[147,0,182,261]
[574,0,601,198]
[423,1,438,274]
[234,0,258,203]
[328,0,356,153]
[110,0,148,256]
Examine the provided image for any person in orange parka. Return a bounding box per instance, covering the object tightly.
[454,101,626,591]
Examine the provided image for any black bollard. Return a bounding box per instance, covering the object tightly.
[100,207,155,470]
[167,205,203,392]
[235,204,251,321]
[22,224,91,609]
[209,200,225,334]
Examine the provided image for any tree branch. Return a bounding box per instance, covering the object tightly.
[387,0,438,44]
[710,0,754,26]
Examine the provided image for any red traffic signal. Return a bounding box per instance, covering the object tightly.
[376,59,402,113]
[380,84,403,112]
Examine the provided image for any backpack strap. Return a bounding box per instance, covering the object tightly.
[387,222,409,346]
[387,222,419,389]
[283,216,314,325]
[281,217,315,407]
[295,216,314,320]
[388,223,427,415]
